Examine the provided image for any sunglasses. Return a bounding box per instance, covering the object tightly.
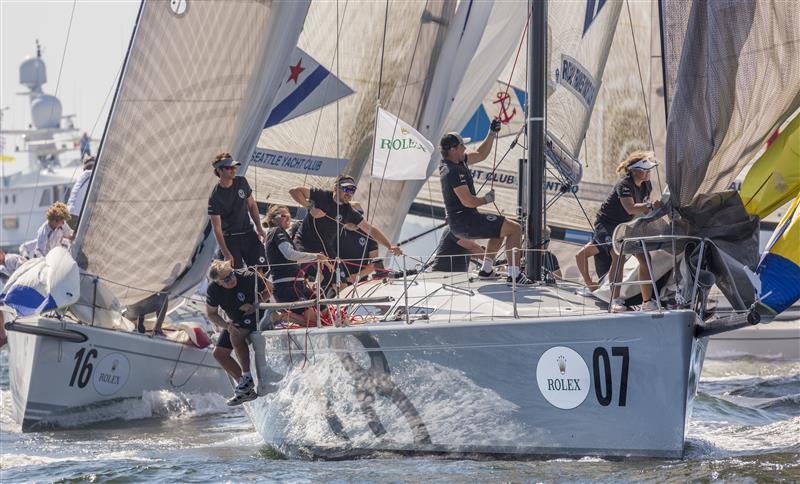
[220,165,237,171]
[221,272,236,284]
[341,186,357,194]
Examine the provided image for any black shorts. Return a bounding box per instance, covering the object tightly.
[274,281,315,315]
[219,231,266,270]
[231,315,257,332]
[591,220,617,253]
[216,329,233,349]
[448,213,505,240]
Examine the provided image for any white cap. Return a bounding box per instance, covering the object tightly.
[628,157,658,171]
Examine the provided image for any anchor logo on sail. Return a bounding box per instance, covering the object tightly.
[493,91,517,124]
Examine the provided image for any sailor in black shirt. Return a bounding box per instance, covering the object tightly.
[205,260,271,406]
[439,120,530,284]
[431,228,484,272]
[208,152,267,270]
[574,151,663,312]
[264,205,331,326]
[289,176,402,290]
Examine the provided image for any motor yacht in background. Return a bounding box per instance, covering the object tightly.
[1,42,87,252]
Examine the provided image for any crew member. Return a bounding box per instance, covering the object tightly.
[574,151,662,312]
[264,205,331,326]
[439,120,529,284]
[288,175,402,282]
[208,152,267,270]
[431,228,484,273]
[206,260,271,406]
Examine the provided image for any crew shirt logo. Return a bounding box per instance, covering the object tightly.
[486,214,497,222]
[359,237,366,246]
[237,292,246,302]
[238,189,245,199]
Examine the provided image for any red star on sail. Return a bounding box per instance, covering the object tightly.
[287,59,305,84]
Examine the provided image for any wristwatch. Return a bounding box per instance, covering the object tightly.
[645,201,654,210]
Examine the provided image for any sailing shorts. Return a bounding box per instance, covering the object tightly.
[231,315,257,332]
[218,231,267,271]
[216,329,232,349]
[591,219,617,254]
[448,212,505,240]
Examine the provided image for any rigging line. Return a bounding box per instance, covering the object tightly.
[301,0,350,188]
[625,0,664,194]
[485,11,531,183]
[24,0,79,238]
[367,1,429,223]
[365,0,391,224]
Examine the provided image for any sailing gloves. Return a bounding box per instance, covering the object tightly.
[484,189,496,204]
[490,119,502,133]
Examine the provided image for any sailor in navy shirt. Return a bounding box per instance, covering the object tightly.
[438,121,529,284]
[574,151,663,312]
[208,152,266,270]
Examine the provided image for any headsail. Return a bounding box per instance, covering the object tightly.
[73,0,310,307]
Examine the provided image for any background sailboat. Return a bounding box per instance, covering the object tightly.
[4,0,311,431]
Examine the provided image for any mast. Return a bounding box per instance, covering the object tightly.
[525,0,546,280]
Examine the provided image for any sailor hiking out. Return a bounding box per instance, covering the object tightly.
[439,119,530,284]
[208,153,267,270]
[574,151,663,312]
[205,260,272,406]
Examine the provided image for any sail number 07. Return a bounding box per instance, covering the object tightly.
[69,347,98,388]
[592,346,629,407]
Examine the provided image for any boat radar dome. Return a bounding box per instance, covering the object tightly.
[19,56,47,93]
[31,95,62,129]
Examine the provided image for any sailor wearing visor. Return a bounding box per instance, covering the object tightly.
[438,120,530,284]
[575,151,663,312]
[208,152,267,270]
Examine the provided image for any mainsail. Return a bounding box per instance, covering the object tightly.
[415,0,660,236]
[73,0,309,307]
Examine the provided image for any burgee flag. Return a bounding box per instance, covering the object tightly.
[371,108,434,181]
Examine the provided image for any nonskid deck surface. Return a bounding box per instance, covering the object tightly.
[286,270,609,327]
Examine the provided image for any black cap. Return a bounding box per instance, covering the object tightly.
[439,132,464,151]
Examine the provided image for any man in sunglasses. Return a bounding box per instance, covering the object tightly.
[206,259,271,406]
[288,176,401,283]
[439,120,531,285]
[208,152,267,270]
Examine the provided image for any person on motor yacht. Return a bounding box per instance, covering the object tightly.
[574,151,663,312]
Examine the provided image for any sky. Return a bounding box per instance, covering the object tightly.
[1,0,138,136]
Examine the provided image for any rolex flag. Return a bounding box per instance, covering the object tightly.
[371,108,434,181]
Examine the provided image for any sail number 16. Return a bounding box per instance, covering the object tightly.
[69,347,98,388]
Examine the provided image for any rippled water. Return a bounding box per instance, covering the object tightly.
[1,348,798,482]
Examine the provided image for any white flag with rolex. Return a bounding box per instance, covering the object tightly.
[371,107,434,181]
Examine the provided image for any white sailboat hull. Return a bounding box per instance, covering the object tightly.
[246,309,705,458]
[6,317,231,431]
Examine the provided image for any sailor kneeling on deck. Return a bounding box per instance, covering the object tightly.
[264,205,333,327]
[206,260,271,406]
[439,120,530,284]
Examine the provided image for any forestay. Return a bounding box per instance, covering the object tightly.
[74,0,309,307]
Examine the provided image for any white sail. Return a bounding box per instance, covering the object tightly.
[413,1,662,235]
[73,0,310,306]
